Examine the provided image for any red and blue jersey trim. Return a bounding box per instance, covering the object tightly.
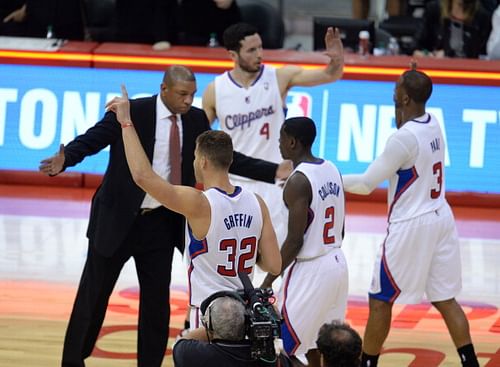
[369,232,401,303]
[411,113,431,124]
[281,261,301,355]
[227,65,265,88]
[388,166,418,221]
[212,185,242,198]
[187,226,208,306]
[188,263,194,305]
[187,226,208,260]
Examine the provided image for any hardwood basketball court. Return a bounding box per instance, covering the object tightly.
[0,184,499,366]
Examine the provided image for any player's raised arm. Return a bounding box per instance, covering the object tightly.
[276,27,344,93]
[255,194,281,275]
[106,85,209,225]
[202,81,217,124]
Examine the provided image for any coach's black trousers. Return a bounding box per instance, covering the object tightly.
[61,208,177,367]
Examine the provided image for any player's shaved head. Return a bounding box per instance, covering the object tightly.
[400,69,433,104]
[282,116,316,148]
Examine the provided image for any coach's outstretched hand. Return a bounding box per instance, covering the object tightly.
[39,143,65,176]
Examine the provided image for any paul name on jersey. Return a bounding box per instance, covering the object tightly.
[430,137,441,153]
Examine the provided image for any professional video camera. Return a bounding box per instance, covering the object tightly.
[238,272,282,362]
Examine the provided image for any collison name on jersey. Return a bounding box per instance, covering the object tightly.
[318,181,341,201]
[223,213,253,230]
[224,105,275,130]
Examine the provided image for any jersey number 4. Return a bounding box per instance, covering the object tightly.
[217,236,257,276]
[260,122,270,140]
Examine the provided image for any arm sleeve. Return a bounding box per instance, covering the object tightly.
[343,130,417,195]
[230,151,278,184]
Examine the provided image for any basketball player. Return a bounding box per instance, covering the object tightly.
[342,67,480,367]
[202,22,344,245]
[107,85,282,329]
[260,117,349,367]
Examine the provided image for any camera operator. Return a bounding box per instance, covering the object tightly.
[316,321,362,367]
[173,293,292,367]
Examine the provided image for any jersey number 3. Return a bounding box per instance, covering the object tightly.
[431,161,443,199]
[217,236,257,276]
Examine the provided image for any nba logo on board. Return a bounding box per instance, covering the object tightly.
[286,91,312,118]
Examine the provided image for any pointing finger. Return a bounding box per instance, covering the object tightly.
[121,84,128,99]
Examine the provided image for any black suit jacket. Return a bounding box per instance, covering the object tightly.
[62,95,277,257]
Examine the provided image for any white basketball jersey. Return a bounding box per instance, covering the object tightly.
[214,65,285,163]
[187,186,263,307]
[388,113,447,222]
[290,160,345,259]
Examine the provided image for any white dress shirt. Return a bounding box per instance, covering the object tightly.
[141,95,183,209]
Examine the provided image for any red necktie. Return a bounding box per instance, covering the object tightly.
[169,115,181,185]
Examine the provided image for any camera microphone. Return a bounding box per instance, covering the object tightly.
[238,271,262,311]
[237,271,282,361]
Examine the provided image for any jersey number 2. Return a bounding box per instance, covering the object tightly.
[217,236,257,276]
[323,206,336,244]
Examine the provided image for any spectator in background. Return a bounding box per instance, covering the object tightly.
[1,1,23,22]
[1,0,84,40]
[413,0,492,58]
[487,4,500,59]
[316,321,362,367]
[179,0,241,46]
[353,0,407,20]
[113,0,178,50]
[352,0,493,19]
[481,0,499,13]
[0,0,24,36]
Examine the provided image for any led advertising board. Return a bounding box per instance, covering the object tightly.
[0,64,498,194]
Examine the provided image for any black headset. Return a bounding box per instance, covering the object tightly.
[200,290,247,332]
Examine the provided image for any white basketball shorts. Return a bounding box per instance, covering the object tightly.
[369,203,462,304]
[279,248,348,356]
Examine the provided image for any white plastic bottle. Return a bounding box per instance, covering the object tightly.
[387,37,400,56]
[46,25,54,39]
[207,32,219,48]
[358,30,370,56]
